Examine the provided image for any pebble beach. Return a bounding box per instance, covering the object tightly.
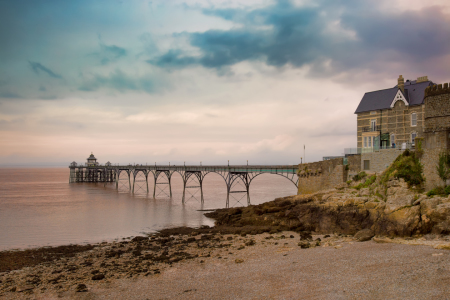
[1,227,450,299]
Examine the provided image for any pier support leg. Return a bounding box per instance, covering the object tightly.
[182,178,186,203]
[200,178,204,204]
[153,176,157,198]
[168,175,172,198]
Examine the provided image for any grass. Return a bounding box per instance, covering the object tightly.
[380,149,425,188]
[354,174,377,190]
[352,171,367,182]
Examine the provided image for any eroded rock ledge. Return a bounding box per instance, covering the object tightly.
[206,178,450,238]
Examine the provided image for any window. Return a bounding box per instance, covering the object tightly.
[411,113,417,126]
[370,111,376,115]
[411,132,417,144]
[364,137,367,148]
[368,136,372,147]
[371,119,376,131]
[391,134,395,147]
[364,160,370,170]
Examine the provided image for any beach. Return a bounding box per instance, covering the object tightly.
[1,226,450,300]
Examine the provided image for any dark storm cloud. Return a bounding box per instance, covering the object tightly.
[28,61,63,79]
[151,0,450,76]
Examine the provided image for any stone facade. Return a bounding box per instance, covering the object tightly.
[421,82,450,190]
[421,148,444,191]
[356,75,430,149]
[297,156,361,194]
[297,80,450,194]
[361,149,403,173]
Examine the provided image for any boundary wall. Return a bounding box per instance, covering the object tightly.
[297,155,361,194]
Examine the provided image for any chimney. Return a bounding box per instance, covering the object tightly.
[398,75,404,93]
[416,75,428,83]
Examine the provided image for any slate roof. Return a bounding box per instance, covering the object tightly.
[87,153,97,160]
[354,80,433,114]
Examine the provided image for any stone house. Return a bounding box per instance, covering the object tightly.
[355,75,434,150]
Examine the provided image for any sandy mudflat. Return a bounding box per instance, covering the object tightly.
[2,231,450,300]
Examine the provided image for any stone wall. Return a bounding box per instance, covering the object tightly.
[297,156,364,194]
[360,149,402,173]
[421,148,444,191]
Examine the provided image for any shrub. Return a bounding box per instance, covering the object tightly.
[380,150,425,188]
[436,152,450,183]
[352,171,367,182]
[427,186,446,197]
[354,174,377,190]
[445,185,450,195]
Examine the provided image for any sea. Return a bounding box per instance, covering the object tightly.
[0,168,298,251]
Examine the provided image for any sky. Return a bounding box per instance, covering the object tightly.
[1,0,450,166]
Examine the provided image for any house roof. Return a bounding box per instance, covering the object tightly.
[87,153,97,160]
[354,80,433,114]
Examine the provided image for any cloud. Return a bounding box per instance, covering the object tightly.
[78,69,161,94]
[0,92,21,98]
[99,43,127,65]
[150,0,450,78]
[28,61,63,79]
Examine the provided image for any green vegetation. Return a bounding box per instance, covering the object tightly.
[352,171,367,182]
[380,149,425,188]
[375,191,384,200]
[427,185,450,197]
[354,174,377,190]
[436,152,450,183]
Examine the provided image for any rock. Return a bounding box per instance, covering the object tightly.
[91,274,105,280]
[17,285,34,292]
[298,241,310,249]
[300,231,312,240]
[413,195,427,206]
[359,188,370,196]
[235,259,244,263]
[132,236,148,242]
[354,229,374,242]
[75,283,88,292]
[245,240,255,246]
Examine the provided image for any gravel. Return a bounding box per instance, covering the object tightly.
[7,233,447,300]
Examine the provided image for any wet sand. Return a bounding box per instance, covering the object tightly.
[1,228,449,299]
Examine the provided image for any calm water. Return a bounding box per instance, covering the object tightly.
[0,168,298,251]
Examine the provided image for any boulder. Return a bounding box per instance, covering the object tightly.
[75,283,88,292]
[354,229,374,242]
[91,274,105,281]
[298,241,311,248]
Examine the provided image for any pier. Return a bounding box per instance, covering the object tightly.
[69,156,299,208]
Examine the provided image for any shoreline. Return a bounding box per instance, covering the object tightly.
[1,224,450,299]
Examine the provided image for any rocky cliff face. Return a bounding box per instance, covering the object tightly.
[207,177,450,237]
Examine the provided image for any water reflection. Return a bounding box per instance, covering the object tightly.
[0,168,297,250]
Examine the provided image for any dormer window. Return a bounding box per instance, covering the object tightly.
[411,113,417,126]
